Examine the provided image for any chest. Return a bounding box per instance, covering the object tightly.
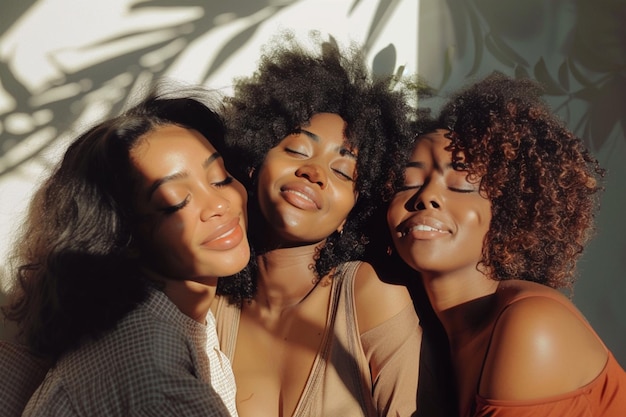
[232,291,331,417]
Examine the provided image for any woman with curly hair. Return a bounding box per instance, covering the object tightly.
[387,72,626,416]
[2,85,253,416]
[213,33,425,416]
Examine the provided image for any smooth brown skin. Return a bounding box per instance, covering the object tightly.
[387,130,607,416]
[229,113,414,417]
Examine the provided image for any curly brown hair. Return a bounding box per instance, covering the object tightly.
[434,72,605,290]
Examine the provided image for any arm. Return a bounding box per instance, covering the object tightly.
[132,316,238,417]
[22,384,80,417]
[0,341,50,417]
[132,322,238,417]
[21,340,237,417]
[354,262,421,417]
[131,373,236,417]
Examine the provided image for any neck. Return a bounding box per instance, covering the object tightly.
[162,279,218,323]
[142,267,218,323]
[254,243,323,312]
[420,268,499,345]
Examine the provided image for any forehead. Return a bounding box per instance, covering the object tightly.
[299,112,357,150]
[411,129,451,159]
[305,113,346,137]
[133,125,217,160]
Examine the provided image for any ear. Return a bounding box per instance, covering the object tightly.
[336,219,347,235]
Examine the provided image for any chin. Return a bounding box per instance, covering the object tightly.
[397,252,434,274]
[218,252,251,277]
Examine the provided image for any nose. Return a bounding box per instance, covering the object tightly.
[295,163,327,189]
[414,199,440,210]
[410,181,442,211]
[200,191,230,222]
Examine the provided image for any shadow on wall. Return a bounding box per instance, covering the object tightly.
[0,1,300,176]
[0,1,301,344]
[0,0,415,340]
[0,0,406,176]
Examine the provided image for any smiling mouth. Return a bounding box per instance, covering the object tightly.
[401,224,448,237]
[201,218,240,245]
[201,219,245,250]
[284,189,315,203]
[280,187,320,210]
[214,226,237,240]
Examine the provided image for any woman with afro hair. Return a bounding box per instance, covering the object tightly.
[387,72,626,417]
[213,32,427,417]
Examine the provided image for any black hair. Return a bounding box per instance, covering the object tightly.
[2,83,254,360]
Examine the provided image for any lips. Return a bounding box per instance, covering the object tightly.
[398,216,451,239]
[200,217,245,250]
[280,182,322,210]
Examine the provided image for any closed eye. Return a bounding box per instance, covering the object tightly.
[214,176,234,187]
[449,187,476,193]
[285,148,308,157]
[396,184,422,192]
[333,168,354,181]
[160,194,190,215]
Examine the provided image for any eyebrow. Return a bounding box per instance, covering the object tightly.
[202,152,221,168]
[300,129,320,142]
[300,129,357,160]
[146,152,222,200]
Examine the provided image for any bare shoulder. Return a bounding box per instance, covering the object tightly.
[479,291,608,400]
[353,261,413,333]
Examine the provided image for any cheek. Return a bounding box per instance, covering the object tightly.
[255,162,291,218]
[455,204,492,244]
[150,215,193,253]
[255,174,273,220]
[330,191,356,225]
[238,182,248,206]
[471,201,492,229]
[233,184,249,225]
[341,189,357,212]
[256,164,277,201]
[386,197,407,230]
[258,155,287,182]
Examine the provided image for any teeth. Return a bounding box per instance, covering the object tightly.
[402,224,446,236]
[216,227,235,240]
[412,224,442,232]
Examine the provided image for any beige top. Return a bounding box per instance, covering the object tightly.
[215,261,422,417]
